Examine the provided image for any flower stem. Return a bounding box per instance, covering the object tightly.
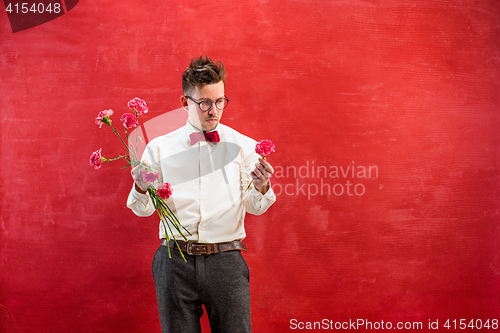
[107,123,134,164]
[148,186,188,262]
[103,155,129,163]
[135,108,139,163]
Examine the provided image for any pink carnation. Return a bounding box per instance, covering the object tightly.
[157,182,173,200]
[255,140,276,157]
[128,97,148,115]
[95,109,114,128]
[90,148,103,169]
[142,169,160,182]
[120,113,138,129]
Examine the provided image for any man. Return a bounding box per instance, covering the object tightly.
[127,55,276,333]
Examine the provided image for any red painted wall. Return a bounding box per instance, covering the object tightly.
[1,0,499,332]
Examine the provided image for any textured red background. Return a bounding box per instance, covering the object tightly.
[1,0,499,332]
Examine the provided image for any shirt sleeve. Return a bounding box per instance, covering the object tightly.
[126,141,161,217]
[243,185,276,215]
[126,185,156,217]
[240,143,277,215]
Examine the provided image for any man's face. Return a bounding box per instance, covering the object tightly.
[181,81,225,132]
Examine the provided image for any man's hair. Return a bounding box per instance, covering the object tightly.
[182,55,226,95]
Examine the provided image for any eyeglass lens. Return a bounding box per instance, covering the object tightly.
[200,98,228,111]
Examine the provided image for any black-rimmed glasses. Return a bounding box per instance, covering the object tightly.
[186,96,229,112]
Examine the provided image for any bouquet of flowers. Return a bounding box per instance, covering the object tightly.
[246,139,276,192]
[90,98,191,260]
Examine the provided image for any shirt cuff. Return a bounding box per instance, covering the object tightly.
[250,183,276,202]
[131,186,150,207]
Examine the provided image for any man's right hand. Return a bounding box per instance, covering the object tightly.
[131,161,153,194]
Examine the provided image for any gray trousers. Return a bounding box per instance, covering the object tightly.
[152,245,251,333]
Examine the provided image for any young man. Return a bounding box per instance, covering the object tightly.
[127,55,276,333]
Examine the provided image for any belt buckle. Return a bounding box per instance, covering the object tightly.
[186,242,202,255]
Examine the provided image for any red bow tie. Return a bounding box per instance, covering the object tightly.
[189,131,220,145]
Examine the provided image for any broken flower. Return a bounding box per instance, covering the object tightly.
[89,148,103,169]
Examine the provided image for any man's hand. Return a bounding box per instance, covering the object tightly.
[131,161,153,194]
[251,157,274,194]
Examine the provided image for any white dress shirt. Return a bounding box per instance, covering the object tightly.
[127,121,276,243]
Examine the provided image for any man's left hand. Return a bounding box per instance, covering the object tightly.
[251,157,274,194]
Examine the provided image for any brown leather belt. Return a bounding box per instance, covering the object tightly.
[161,239,247,255]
